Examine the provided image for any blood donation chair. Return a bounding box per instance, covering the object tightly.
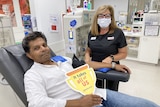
[0,44,130,106]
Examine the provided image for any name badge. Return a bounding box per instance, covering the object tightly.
[91,37,96,40]
[107,36,114,40]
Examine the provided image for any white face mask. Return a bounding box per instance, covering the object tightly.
[97,18,111,28]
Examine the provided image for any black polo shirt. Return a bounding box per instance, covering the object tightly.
[87,28,127,62]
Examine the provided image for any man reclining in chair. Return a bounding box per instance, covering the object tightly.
[23,31,159,107]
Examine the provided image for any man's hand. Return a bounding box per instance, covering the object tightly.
[79,94,102,107]
[65,94,102,107]
[115,64,131,74]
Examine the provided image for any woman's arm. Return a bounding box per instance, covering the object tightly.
[85,47,91,62]
[113,46,127,61]
[84,47,131,73]
[86,61,131,74]
[102,46,127,63]
[85,47,112,69]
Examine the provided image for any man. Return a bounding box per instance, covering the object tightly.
[23,31,159,107]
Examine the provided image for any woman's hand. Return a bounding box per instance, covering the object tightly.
[115,64,131,74]
[102,56,112,64]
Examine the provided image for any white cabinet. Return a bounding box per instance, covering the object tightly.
[125,35,140,60]
[139,36,160,64]
[124,12,160,64]
[125,34,160,64]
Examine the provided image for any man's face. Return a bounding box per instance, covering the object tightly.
[26,37,51,64]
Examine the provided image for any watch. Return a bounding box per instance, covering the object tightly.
[111,62,116,69]
[110,55,114,61]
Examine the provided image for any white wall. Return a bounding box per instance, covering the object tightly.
[29,0,66,55]
[94,0,128,21]
[12,0,25,43]
[27,0,129,55]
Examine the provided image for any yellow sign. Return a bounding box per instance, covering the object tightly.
[66,64,96,95]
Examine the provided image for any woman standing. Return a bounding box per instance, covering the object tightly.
[85,5,128,90]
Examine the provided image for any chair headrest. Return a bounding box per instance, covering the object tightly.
[3,44,33,72]
[4,44,56,72]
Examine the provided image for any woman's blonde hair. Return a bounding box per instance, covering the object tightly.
[90,5,118,36]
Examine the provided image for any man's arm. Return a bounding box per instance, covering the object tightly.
[24,71,67,107]
[25,72,102,107]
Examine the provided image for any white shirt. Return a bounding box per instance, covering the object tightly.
[24,57,106,107]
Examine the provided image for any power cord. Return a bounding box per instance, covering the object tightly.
[0,74,9,85]
[0,77,8,85]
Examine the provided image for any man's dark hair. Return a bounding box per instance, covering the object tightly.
[22,31,47,53]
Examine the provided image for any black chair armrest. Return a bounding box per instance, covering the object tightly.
[95,69,130,82]
[72,54,130,82]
